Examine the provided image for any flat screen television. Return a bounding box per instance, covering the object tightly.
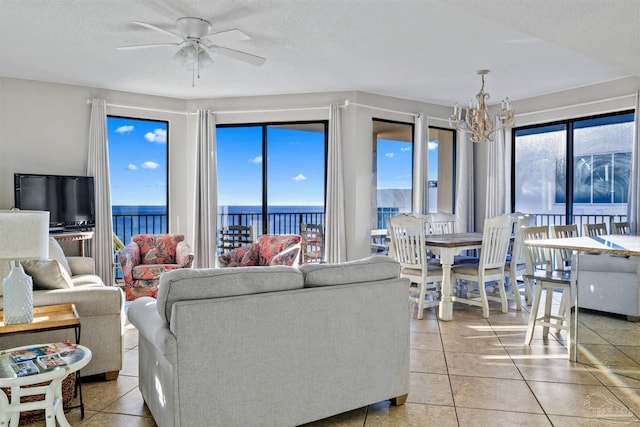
[14,173,96,231]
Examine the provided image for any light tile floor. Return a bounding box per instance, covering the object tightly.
[19,290,640,426]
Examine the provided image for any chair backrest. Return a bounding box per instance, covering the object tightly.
[300,223,324,263]
[388,214,429,269]
[479,214,512,270]
[219,225,254,253]
[550,224,578,271]
[612,221,630,235]
[520,225,552,274]
[133,234,184,264]
[428,212,456,235]
[509,214,537,266]
[583,222,608,237]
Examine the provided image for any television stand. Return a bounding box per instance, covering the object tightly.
[51,231,94,257]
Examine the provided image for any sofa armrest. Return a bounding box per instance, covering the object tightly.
[120,243,140,284]
[36,286,124,317]
[176,241,194,267]
[128,297,177,363]
[66,256,96,275]
[270,243,302,267]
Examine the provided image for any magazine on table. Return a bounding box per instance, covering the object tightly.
[10,360,40,377]
[10,340,77,363]
[45,340,77,356]
[37,353,67,370]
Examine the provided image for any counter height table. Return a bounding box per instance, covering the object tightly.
[524,234,640,361]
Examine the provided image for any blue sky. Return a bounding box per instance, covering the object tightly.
[107,117,438,207]
[107,117,167,206]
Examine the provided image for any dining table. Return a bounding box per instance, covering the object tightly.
[423,232,484,321]
[524,234,640,362]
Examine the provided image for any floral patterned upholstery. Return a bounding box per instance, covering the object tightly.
[120,234,194,301]
[218,235,301,268]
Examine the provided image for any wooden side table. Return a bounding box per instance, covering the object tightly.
[0,304,86,417]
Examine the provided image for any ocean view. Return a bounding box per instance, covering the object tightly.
[112,205,325,244]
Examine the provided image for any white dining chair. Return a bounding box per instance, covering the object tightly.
[504,214,537,308]
[612,221,631,235]
[522,225,573,345]
[451,214,512,318]
[583,222,608,237]
[389,214,444,320]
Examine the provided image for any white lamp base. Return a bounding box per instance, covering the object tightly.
[2,261,34,324]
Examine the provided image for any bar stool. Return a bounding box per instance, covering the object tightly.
[522,225,574,344]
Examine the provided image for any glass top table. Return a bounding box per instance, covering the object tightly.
[0,344,92,427]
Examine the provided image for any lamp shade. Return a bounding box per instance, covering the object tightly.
[0,210,50,261]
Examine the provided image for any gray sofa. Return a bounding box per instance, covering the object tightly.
[575,253,640,320]
[0,238,125,378]
[128,256,410,427]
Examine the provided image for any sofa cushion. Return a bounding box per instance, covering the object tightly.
[48,237,72,276]
[577,253,640,274]
[217,243,259,267]
[156,266,304,324]
[22,259,74,290]
[299,256,401,287]
[134,234,184,265]
[132,264,184,280]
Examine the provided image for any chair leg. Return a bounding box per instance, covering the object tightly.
[416,282,426,320]
[510,271,522,311]
[554,289,568,334]
[477,277,490,319]
[497,277,509,314]
[523,276,533,306]
[542,285,554,338]
[525,280,543,345]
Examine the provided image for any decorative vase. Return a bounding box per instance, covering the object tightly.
[2,261,34,324]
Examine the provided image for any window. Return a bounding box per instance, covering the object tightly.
[371,120,455,254]
[513,111,633,226]
[216,121,327,252]
[107,116,169,245]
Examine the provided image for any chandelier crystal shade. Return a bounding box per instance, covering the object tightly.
[449,70,515,143]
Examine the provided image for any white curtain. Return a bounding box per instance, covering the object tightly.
[194,110,218,268]
[325,103,346,262]
[87,99,114,286]
[485,121,512,218]
[413,114,429,214]
[628,90,640,233]
[455,130,475,232]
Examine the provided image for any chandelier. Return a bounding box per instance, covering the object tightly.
[448,70,515,143]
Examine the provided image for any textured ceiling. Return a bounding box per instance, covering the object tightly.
[0,0,637,106]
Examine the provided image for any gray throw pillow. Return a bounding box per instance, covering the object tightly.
[48,237,72,276]
[21,259,74,290]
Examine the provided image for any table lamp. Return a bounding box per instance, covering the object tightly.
[0,210,50,324]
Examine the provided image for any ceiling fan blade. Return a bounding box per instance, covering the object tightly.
[132,21,183,39]
[117,42,182,50]
[206,44,266,66]
[203,29,251,43]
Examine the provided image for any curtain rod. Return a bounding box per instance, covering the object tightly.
[343,100,419,117]
[87,99,331,116]
[516,93,637,118]
[87,100,188,116]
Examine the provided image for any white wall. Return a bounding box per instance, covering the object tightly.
[2,75,638,260]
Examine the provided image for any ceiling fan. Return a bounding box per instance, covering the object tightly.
[117,17,266,85]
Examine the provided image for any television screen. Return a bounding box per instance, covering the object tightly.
[14,173,95,231]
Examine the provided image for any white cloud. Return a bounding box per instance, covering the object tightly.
[250,155,263,164]
[127,163,138,170]
[144,129,167,143]
[115,125,134,133]
[141,161,160,169]
[428,141,438,150]
[385,152,394,158]
[292,173,307,182]
[400,146,411,152]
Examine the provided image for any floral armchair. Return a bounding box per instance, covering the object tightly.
[120,234,194,301]
[218,235,302,268]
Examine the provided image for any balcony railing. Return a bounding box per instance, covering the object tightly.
[533,213,627,232]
